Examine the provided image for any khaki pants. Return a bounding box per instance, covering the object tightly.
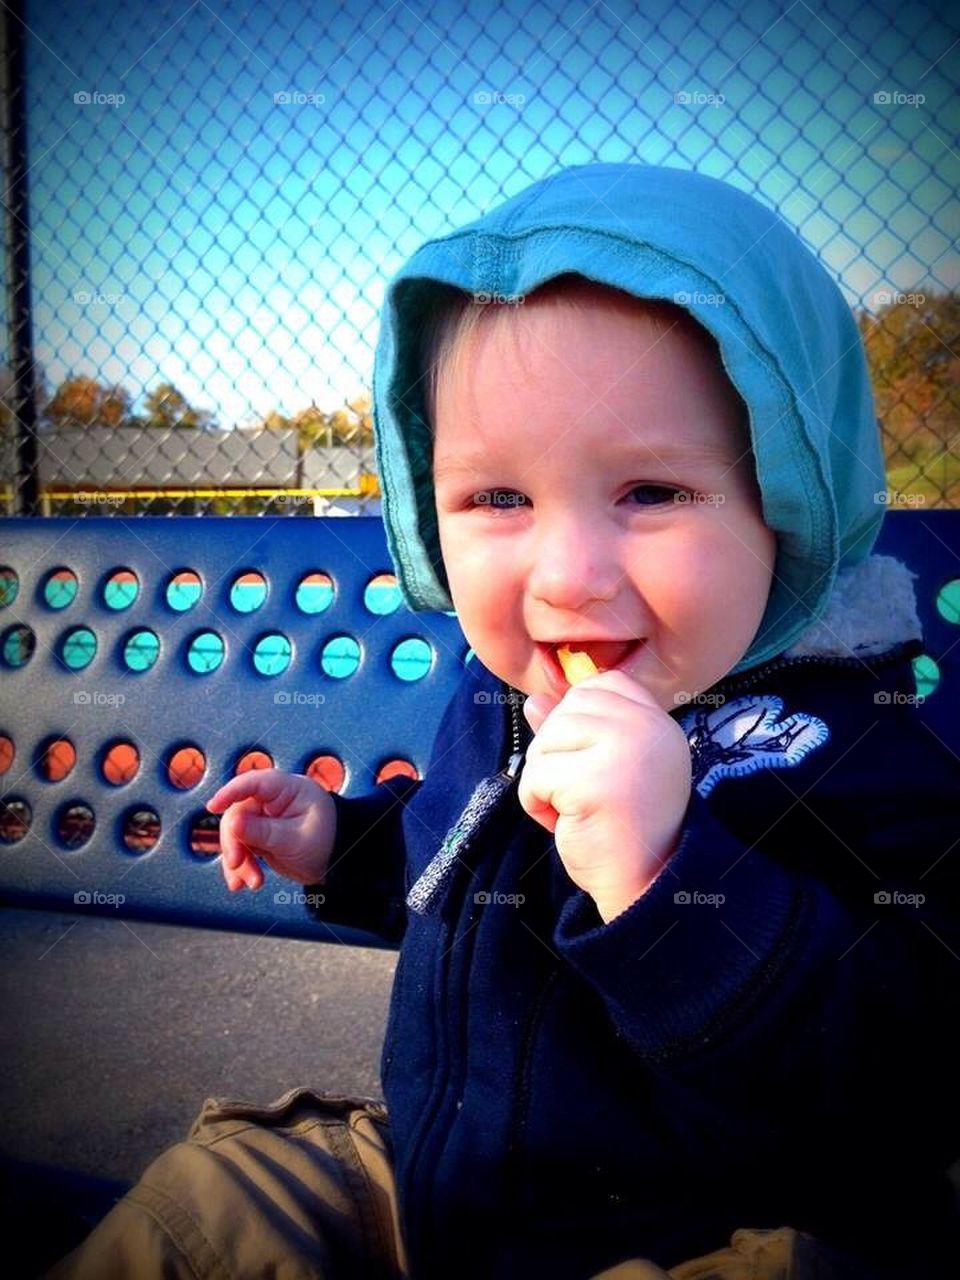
[42,1086,891,1280]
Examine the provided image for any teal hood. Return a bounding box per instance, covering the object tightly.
[371,162,886,673]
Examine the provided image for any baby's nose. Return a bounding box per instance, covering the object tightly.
[527,527,622,608]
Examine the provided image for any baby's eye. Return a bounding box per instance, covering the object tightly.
[626,484,683,506]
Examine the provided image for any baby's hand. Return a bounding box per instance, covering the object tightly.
[204,769,337,893]
[520,671,692,923]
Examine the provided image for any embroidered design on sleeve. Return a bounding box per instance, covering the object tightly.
[679,695,830,798]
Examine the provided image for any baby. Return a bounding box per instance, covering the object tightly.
[50,164,960,1280]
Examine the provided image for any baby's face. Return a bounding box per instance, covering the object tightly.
[432,293,777,713]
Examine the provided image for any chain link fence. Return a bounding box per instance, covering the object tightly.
[2,0,958,517]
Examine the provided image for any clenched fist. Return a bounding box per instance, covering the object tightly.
[520,670,692,923]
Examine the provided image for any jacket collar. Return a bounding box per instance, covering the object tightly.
[783,554,922,660]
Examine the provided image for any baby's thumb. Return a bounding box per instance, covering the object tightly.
[522,693,558,735]
[231,809,278,854]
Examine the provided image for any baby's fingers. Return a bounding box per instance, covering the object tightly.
[205,768,284,814]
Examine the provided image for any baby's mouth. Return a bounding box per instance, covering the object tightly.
[550,639,643,677]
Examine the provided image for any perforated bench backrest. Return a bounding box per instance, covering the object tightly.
[0,517,467,945]
[0,512,957,945]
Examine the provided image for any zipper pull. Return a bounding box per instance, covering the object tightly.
[502,751,524,781]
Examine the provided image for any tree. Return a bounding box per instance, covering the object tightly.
[141,383,216,431]
[45,376,131,428]
[857,291,960,504]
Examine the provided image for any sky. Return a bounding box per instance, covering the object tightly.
[14,0,960,430]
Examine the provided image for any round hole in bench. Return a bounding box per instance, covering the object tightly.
[123,629,160,671]
[43,567,78,609]
[390,637,433,682]
[305,754,345,792]
[236,750,274,773]
[190,812,221,857]
[56,802,95,849]
[187,630,224,673]
[38,737,76,782]
[320,635,360,678]
[364,572,402,615]
[167,570,202,612]
[230,570,268,613]
[0,735,14,775]
[295,572,333,614]
[253,632,292,676]
[102,742,140,785]
[376,759,419,784]
[60,626,97,671]
[912,653,940,699]
[0,567,19,609]
[103,568,139,610]
[0,797,30,843]
[169,745,205,789]
[2,624,35,668]
[122,807,160,854]
[936,579,960,626]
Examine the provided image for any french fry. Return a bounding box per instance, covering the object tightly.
[557,645,599,685]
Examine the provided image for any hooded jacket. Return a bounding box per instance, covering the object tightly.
[308,164,960,1277]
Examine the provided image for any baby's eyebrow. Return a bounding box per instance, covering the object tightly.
[433,440,731,479]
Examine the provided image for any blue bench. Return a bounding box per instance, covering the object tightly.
[0,509,958,1264]
[1,510,959,944]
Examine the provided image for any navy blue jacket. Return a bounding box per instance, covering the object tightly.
[309,642,960,1279]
